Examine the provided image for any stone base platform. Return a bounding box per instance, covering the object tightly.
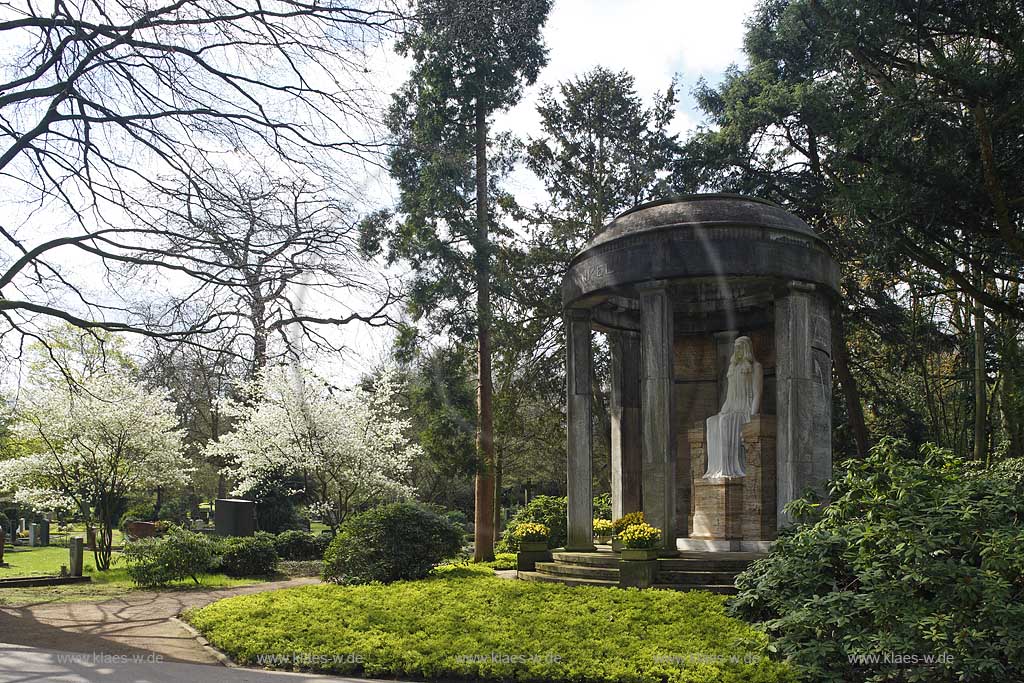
[517,545,763,593]
[676,538,775,553]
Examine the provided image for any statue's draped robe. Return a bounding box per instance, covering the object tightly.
[705,360,754,477]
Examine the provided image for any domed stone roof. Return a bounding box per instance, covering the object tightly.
[561,194,840,308]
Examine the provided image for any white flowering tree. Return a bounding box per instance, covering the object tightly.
[209,368,417,530]
[0,373,189,569]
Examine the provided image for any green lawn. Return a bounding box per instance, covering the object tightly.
[185,566,792,683]
[0,543,265,606]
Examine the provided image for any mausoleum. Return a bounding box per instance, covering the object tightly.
[561,194,840,554]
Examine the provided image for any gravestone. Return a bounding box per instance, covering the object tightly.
[18,518,25,534]
[215,498,255,537]
[28,523,39,547]
[86,526,96,550]
[68,537,84,577]
[0,528,7,567]
[39,519,50,546]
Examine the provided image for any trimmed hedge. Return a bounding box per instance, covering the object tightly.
[218,533,279,577]
[186,572,793,682]
[273,530,324,561]
[322,503,463,585]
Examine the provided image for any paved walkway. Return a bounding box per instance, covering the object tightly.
[0,643,378,683]
[0,578,318,665]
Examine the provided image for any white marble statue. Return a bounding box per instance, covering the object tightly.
[704,336,763,478]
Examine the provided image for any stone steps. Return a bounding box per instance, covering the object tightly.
[524,548,760,592]
[518,570,619,587]
[534,561,619,581]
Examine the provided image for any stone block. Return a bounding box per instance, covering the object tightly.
[618,558,658,589]
[69,537,84,577]
[516,549,551,572]
[691,477,744,539]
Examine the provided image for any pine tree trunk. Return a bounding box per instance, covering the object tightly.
[974,293,987,464]
[473,100,496,562]
[831,306,870,458]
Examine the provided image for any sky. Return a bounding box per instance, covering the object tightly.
[329,0,759,381]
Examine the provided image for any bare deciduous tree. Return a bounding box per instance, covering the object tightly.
[0,0,404,365]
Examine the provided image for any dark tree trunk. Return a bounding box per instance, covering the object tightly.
[831,306,870,458]
[472,100,495,562]
[974,292,987,463]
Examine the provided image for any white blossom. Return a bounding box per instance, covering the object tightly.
[208,366,418,527]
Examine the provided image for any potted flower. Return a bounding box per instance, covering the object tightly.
[618,522,661,561]
[593,518,614,544]
[511,522,550,552]
[611,511,644,552]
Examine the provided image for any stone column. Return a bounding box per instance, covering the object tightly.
[610,330,643,520]
[639,283,678,551]
[565,309,595,551]
[775,282,833,527]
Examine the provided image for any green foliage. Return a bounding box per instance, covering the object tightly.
[322,503,463,585]
[729,437,1024,682]
[273,530,322,561]
[613,511,645,535]
[218,534,279,577]
[592,493,612,520]
[120,503,156,525]
[122,527,218,587]
[619,522,660,549]
[498,495,566,551]
[186,572,793,682]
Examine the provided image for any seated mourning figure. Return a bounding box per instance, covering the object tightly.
[704,336,763,478]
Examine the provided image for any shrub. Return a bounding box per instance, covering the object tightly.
[218,534,279,577]
[592,518,614,536]
[122,527,218,586]
[619,522,660,549]
[322,503,463,585]
[120,502,156,526]
[730,437,1024,682]
[498,495,566,551]
[507,522,549,544]
[592,493,612,520]
[612,510,644,534]
[274,530,321,561]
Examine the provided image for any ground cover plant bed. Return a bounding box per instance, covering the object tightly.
[185,566,792,683]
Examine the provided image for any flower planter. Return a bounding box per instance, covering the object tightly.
[594,535,612,545]
[620,548,659,561]
[611,537,624,553]
[519,541,548,552]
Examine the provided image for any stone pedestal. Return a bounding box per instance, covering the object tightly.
[691,478,744,540]
[69,537,84,577]
[687,416,777,548]
[742,416,777,540]
[29,523,39,547]
[516,548,552,572]
[618,558,658,589]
